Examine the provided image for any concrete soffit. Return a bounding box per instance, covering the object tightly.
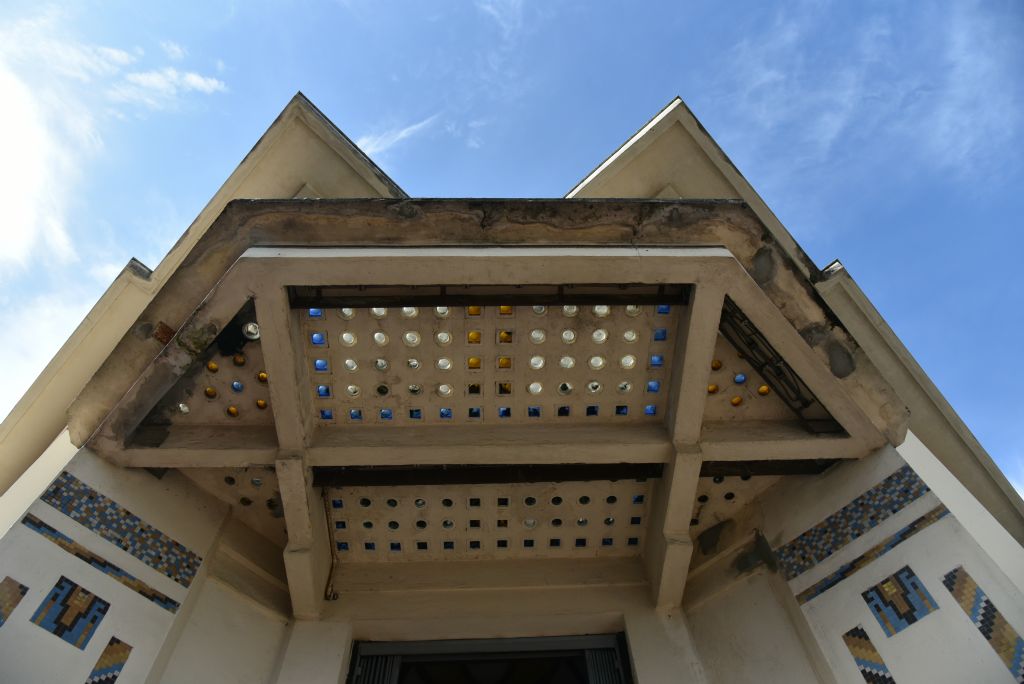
[0,93,406,496]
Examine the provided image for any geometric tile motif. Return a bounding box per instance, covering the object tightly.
[22,513,180,613]
[0,576,29,628]
[41,471,202,588]
[862,565,939,637]
[30,576,109,650]
[775,465,930,580]
[85,636,132,683]
[797,505,949,604]
[842,625,896,683]
[942,566,1024,683]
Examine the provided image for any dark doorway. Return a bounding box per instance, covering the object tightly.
[348,634,633,684]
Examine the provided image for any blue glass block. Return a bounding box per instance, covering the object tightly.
[409,408,422,420]
[331,499,343,509]
[602,538,614,547]
[523,539,535,548]
[630,516,642,525]
[444,541,454,550]
[632,495,645,504]
[557,406,570,417]
[644,405,657,416]
[575,538,587,547]
[336,542,349,551]
[734,373,747,384]
[497,539,508,548]
[380,408,393,420]
[586,405,599,417]
[653,328,668,341]
[335,521,346,530]
[311,332,326,345]
[231,381,244,393]
[615,405,628,416]
[627,537,639,546]
[469,540,481,549]
[319,408,334,420]
[528,406,541,418]
[317,384,331,398]
[468,407,482,418]
[349,409,363,421]
[416,542,428,550]
[314,359,329,372]
[498,407,512,418]
[550,539,561,547]
[656,304,671,314]
[647,380,661,393]
[364,542,375,551]
[650,354,664,368]
[390,542,401,551]
[308,308,323,318]
[440,408,453,419]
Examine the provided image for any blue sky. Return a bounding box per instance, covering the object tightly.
[1,1,1022,491]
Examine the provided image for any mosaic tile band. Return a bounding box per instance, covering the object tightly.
[842,625,895,683]
[41,471,202,588]
[942,566,1024,683]
[0,575,29,628]
[31,576,109,650]
[775,464,930,580]
[862,565,939,637]
[796,505,949,605]
[86,636,133,683]
[22,513,180,613]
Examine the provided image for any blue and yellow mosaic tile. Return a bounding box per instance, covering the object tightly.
[842,625,895,683]
[31,576,108,650]
[774,464,929,580]
[862,565,938,637]
[41,471,202,588]
[943,566,1024,683]
[22,513,180,613]
[797,505,948,605]
[0,576,29,628]
[85,635,132,683]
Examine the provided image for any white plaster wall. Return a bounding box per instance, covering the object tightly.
[0,448,228,683]
[686,571,822,683]
[800,513,1024,683]
[159,578,290,684]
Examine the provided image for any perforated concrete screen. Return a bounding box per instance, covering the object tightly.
[303,303,680,426]
[329,480,652,561]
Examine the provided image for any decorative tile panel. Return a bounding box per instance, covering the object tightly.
[31,576,108,650]
[85,636,132,683]
[862,566,938,637]
[943,566,1024,683]
[774,465,930,580]
[41,471,202,587]
[22,514,180,613]
[0,576,29,627]
[796,505,948,604]
[842,625,895,683]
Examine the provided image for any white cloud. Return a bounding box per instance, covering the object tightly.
[356,114,439,156]
[475,0,524,40]
[108,67,226,109]
[160,40,187,61]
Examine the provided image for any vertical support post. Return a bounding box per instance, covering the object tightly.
[255,284,328,619]
[645,449,702,610]
[667,284,725,445]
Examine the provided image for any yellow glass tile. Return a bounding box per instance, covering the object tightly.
[498,330,513,344]
[497,356,512,369]
[467,330,482,344]
[467,305,482,316]
[467,356,482,369]
[498,305,514,315]
[497,382,513,395]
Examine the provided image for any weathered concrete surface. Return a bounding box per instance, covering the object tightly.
[68,198,908,450]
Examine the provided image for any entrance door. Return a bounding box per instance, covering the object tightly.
[348,634,633,684]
